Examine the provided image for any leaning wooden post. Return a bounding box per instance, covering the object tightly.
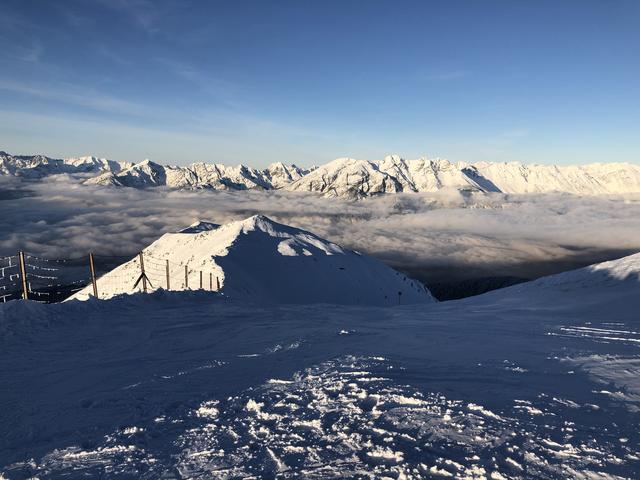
[89,253,98,298]
[216,276,220,291]
[18,251,28,300]
[165,259,170,290]
[185,265,189,289]
[209,272,212,290]
[139,252,147,293]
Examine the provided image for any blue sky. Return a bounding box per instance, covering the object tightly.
[0,0,638,167]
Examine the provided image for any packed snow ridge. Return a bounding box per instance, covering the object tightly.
[71,215,434,305]
[4,150,640,198]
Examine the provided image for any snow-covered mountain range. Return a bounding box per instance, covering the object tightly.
[71,215,434,305]
[85,159,311,190]
[3,149,640,197]
[0,150,311,191]
[0,151,132,178]
[287,155,640,197]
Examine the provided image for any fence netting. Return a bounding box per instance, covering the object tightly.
[0,252,222,303]
[0,255,21,303]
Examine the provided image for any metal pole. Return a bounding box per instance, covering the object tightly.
[18,251,28,300]
[166,259,170,290]
[139,252,147,293]
[185,265,188,289]
[89,253,98,298]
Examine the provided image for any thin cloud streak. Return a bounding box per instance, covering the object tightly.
[0,80,146,117]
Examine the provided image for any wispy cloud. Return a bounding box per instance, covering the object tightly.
[154,58,238,106]
[0,7,44,64]
[96,45,131,66]
[0,107,332,167]
[9,42,44,64]
[0,80,146,117]
[55,4,93,29]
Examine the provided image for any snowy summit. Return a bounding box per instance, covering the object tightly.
[71,215,434,305]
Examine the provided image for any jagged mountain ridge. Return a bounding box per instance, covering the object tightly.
[0,151,310,191]
[287,155,640,197]
[85,159,310,190]
[0,151,132,178]
[2,149,640,197]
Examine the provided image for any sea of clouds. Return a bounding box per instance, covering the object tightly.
[1,174,640,285]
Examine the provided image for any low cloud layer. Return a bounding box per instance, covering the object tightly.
[2,175,640,285]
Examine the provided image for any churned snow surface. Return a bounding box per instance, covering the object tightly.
[70,215,434,305]
[2,251,640,478]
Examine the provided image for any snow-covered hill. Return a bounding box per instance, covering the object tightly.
[70,215,434,305]
[0,151,131,178]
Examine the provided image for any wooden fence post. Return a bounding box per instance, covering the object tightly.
[209,272,212,290]
[89,253,98,298]
[139,252,147,293]
[200,270,203,289]
[166,259,170,290]
[185,265,188,289]
[18,251,28,300]
[216,276,220,291]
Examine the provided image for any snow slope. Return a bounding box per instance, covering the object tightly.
[2,251,640,479]
[486,251,640,298]
[70,215,434,305]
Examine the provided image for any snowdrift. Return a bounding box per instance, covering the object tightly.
[70,215,434,305]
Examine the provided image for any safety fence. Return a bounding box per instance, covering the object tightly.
[0,251,221,303]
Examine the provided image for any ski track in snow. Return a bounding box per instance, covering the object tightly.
[549,325,640,346]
